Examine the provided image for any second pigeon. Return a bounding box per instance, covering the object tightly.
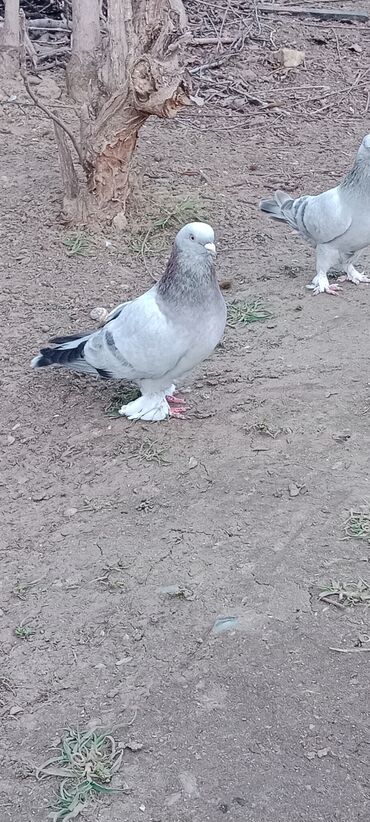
[260,134,370,296]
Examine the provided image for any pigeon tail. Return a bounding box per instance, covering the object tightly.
[31,335,110,378]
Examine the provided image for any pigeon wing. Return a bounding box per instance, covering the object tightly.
[294,187,352,245]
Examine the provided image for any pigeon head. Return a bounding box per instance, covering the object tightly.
[174,222,216,256]
[357,134,370,160]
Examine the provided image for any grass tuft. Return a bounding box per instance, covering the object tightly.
[105,388,141,417]
[15,623,36,639]
[130,196,206,257]
[137,438,170,465]
[36,727,127,821]
[319,579,370,606]
[227,298,272,327]
[343,510,370,543]
[63,233,93,257]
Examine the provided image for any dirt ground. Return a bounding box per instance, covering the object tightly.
[2,2,370,820]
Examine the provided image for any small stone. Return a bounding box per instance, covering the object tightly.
[40,325,50,333]
[306,751,316,760]
[64,507,78,518]
[9,706,24,716]
[113,211,128,231]
[90,306,108,325]
[7,435,15,445]
[188,457,198,469]
[288,482,300,498]
[317,747,329,758]
[274,47,305,68]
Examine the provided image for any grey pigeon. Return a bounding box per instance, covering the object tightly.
[260,134,370,295]
[31,222,226,421]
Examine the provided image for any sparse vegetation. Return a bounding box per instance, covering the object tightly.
[343,510,370,543]
[14,623,36,639]
[227,298,272,327]
[105,388,141,418]
[63,233,93,257]
[129,196,206,258]
[12,577,43,600]
[36,727,127,821]
[136,438,170,465]
[319,579,370,606]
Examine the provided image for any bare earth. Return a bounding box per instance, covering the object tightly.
[1,3,370,820]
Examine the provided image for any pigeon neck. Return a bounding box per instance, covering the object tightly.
[158,248,218,305]
[342,157,370,192]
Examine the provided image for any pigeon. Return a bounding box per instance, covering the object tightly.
[260,134,370,295]
[31,222,227,421]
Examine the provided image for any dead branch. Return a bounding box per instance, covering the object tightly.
[19,10,84,167]
[257,4,369,23]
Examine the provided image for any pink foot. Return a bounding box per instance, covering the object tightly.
[166,394,186,406]
[166,394,187,419]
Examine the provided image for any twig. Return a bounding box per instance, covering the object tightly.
[26,18,72,30]
[192,35,234,46]
[257,4,369,23]
[320,595,345,611]
[189,49,240,75]
[19,11,84,168]
[330,647,370,654]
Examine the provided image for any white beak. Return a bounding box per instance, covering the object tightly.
[205,242,216,255]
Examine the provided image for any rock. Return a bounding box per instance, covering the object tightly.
[113,211,128,231]
[274,47,305,69]
[90,306,108,325]
[37,78,62,100]
[64,507,78,518]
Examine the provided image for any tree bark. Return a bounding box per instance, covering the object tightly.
[45,0,194,223]
[0,0,20,76]
[66,0,101,104]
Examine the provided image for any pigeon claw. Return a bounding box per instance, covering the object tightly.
[346,266,370,285]
[166,394,187,406]
[169,407,186,419]
[166,394,187,419]
[314,283,342,296]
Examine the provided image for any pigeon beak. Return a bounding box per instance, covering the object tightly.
[205,242,216,255]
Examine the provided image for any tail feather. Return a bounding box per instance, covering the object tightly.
[49,330,93,347]
[260,189,298,229]
[31,337,99,376]
[260,198,286,220]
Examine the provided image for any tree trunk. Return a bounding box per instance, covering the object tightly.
[66,0,101,104]
[0,0,20,76]
[53,0,194,224]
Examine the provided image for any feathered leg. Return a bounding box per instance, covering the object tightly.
[307,245,343,296]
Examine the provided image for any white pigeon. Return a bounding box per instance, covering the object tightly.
[260,134,370,295]
[31,222,227,421]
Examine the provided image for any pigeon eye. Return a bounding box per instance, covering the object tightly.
[190,234,195,241]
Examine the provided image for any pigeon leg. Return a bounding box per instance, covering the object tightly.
[307,246,343,296]
[164,383,187,414]
[119,394,170,421]
[308,272,342,296]
[346,263,370,285]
